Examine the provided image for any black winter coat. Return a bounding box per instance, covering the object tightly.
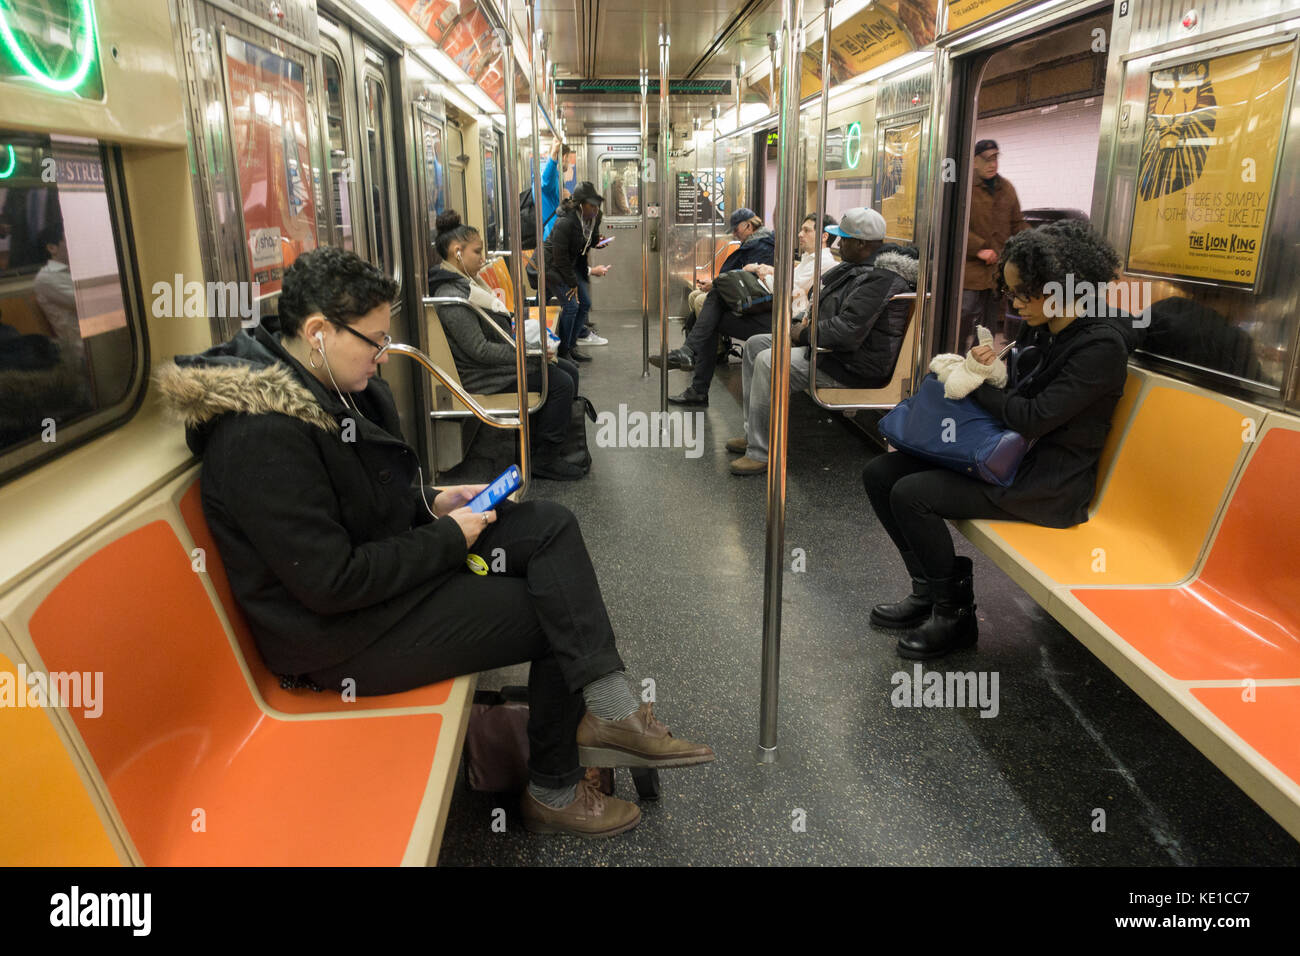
[543,205,604,288]
[156,326,468,675]
[973,313,1137,527]
[427,265,541,395]
[792,252,915,388]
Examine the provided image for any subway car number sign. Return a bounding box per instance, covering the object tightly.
[1126,41,1296,289]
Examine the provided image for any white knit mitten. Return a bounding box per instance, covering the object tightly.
[944,325,1007,399]
[929,353,964,383]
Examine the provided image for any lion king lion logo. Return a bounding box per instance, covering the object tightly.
[1138,61,1218,202]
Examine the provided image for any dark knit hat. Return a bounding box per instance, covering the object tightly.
[974,139,999,157]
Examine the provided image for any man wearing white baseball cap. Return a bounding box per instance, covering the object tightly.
[729,206,919,475]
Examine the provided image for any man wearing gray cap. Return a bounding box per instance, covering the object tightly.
[962,139,1027,351]
[652,207,776,404]
[730,207,918,475]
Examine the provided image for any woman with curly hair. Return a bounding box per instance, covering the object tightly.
[862,220,1139,660]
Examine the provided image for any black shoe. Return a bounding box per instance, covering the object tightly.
[566,347,593,363]
[896,557,977,660]
[667,386,709,406]
[870,554,934,629]
[649,348,694,371]
[533,454,586,481]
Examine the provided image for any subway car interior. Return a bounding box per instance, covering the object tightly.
[2,0,1300,873]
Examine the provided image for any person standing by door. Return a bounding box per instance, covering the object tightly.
[961,139,1027,352]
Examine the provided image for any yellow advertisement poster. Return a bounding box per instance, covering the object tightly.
[800,6,914,99]
[945,0,1021,34]
[1126,41,1296,288]
[881,120,923,242]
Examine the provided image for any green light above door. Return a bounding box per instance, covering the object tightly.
[0,0,101,96]
[845,122,862,170]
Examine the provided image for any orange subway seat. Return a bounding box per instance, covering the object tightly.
[177,478,451,712]
[985,385,1255,586]
[1190,685,1300,791]
[1072,424,1300,680]
[28,520,441,866]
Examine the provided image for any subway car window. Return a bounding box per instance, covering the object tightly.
[482,139,500,249]
[599,157,640,216]
[446,124,468,220]
[364,72,397,283]
[420,115,445,261]
[0,133,138,477]
[223,34,319,294]
[322,53,355,252]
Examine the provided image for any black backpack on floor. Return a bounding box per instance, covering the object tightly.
[518,187,558,251]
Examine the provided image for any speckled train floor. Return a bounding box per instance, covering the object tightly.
[435,309,1300,867]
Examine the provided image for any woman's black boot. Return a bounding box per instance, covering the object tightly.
[896,557,978,660]
[870,551,933,629]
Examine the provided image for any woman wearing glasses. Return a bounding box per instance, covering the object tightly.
[158,246,714,838]
[862,220,1138,661]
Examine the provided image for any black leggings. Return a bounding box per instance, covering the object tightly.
[525,357,579,447]
[862,451,1018,580]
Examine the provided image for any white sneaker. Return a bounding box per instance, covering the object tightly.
[578,329,609,346]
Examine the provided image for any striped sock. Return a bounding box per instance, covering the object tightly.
[583,671,639,721]
[527,781,578,809]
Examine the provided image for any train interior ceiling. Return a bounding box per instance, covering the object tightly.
[1,0,1300,868]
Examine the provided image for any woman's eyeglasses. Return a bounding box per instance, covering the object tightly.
[330,320,392,359]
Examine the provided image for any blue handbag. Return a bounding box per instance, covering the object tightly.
[877,373,1032,487]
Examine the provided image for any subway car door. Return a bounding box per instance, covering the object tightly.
[322,16,424,451]
[588,143,649,312]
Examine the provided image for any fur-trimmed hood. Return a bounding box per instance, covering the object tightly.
[870,245,920,287]
[155,326,339,455]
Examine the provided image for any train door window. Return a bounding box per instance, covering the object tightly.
[0,133,143,482]
[598,157,640,217]
[363,68,399,286]
[418,114,445,261]
[321,51,355,251]
[446,124,468,221]
[222,33,319,296]
[482,137,501,250]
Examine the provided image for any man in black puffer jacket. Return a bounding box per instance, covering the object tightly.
[730,208,918,475]
[542,182,610,363]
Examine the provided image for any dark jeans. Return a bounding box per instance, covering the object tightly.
[554,277,591,354]
[862,451,1018,580]
[527,356,579,448]
[308,499,624,788]
[685,290,772,393]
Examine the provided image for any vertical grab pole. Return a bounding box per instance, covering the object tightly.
[710,102,719,271]
[692,116,701,287]
[757,0,804,765]
[657,26,670,414]
[530,7,549,438]
[806,0,833,387]
[500,0,531,493]
[641,68,650,377]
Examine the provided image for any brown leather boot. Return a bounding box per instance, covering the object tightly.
[520,778,641,837]
[578,702,716,768]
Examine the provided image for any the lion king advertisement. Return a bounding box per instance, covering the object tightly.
[1126,41,1296,289]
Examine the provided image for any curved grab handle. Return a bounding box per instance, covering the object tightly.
[386,343,524,428]
[423,296,546,356]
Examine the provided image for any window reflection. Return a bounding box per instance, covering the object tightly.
[599,157,641,216]
[0,132,132,457]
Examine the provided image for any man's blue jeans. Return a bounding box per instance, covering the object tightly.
[555,277,591,355]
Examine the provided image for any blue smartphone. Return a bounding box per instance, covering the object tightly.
[467,465,521,513]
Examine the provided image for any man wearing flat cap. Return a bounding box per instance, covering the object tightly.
[962,139,1027,351]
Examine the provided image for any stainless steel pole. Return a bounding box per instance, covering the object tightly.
[530,10,549,427]
[806,0,833,386]
[767,33,779,114]
[758,0,804,764]
[500,0,531,493]
[710,102,719,274]
[658,26,670,414]
[692,116,701,287]
[641,68,650,377]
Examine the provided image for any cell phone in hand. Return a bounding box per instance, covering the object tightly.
[595,236,613,248]
[467,465,522,513]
